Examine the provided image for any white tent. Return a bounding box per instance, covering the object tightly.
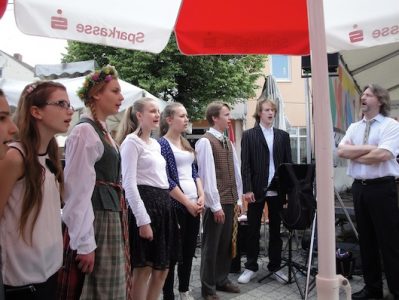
[0,76,167,111]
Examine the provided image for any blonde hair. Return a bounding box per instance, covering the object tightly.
[253,98,277,124]
[160,102,193,152]
[115,97,155,145]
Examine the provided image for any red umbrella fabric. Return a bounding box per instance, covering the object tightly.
[175,0,310,55]
[0,0,7,19]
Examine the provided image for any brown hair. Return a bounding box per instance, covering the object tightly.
[14,81,65,243]
[115,97,155,145]
[252,97,277,124]
[160,102,193,152]
[363,84,390,116]
[205,101,231,126]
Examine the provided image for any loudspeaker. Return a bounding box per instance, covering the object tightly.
[301,52,339,76]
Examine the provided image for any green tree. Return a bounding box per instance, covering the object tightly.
[63,36,266,120]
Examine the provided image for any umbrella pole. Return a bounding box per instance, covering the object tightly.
[307,0,345,299]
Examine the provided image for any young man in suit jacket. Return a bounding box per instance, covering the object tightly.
[238,98,292,284]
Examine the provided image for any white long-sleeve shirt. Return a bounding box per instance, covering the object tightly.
[62,117,112,255]
[195,128,242,212]
[120,133,169,226]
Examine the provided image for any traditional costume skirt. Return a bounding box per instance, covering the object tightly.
[128,185,174,270]
[57,211,127,300]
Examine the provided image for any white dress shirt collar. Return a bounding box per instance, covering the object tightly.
[208,127,225,140]
[259,123,274,134]
[362,113,384,124]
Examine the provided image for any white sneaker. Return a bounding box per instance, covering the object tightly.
[272,270,288,284]
[237,269,256,284]
[179,291,194,300]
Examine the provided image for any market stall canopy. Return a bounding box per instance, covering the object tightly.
[340,43,399,102]
[35,60,98,79]
[0,76,167,111]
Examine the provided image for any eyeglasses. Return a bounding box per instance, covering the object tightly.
[45,100,75,111]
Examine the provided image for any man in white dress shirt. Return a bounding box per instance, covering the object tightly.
[196,101,242,300]
[338,84,399,300]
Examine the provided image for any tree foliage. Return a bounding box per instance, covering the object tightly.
[63,36,266,120]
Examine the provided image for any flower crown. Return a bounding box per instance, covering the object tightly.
[26,83,38,94]
[77,65,118,102]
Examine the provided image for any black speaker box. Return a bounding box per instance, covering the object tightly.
[301,52,339,74]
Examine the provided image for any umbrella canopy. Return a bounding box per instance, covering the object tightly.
[13,0,399,54]
[0,0,6,19]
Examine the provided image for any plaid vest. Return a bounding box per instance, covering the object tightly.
[204,132,238,205]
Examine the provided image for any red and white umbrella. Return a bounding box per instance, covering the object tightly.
[13,0,399,54]
[0,0,7,19]
[10,0,399,298]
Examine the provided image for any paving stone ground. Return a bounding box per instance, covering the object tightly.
[165,222,392,300]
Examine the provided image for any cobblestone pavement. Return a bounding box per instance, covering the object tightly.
[166,223,392,300]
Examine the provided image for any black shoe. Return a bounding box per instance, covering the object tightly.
[215,283,240,293]
[352,287,383,299]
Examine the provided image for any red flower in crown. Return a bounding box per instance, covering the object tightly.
[77,65,118,102]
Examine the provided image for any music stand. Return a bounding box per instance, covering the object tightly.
[258,163,317,299]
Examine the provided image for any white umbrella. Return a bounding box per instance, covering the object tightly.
[260,75,288,131]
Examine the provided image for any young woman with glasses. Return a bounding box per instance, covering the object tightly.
[0,82,72,300]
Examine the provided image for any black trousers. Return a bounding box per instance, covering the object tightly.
[352,178,399,297]
[4,272,57,300]
[163,208,200,299]
[244,195,283,272]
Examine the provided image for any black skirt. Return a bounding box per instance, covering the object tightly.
[128,185,178,270]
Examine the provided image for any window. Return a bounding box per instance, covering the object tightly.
[288,127,307,163]
[271,55,291,81]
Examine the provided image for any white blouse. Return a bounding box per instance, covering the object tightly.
[120,133,169,227]
[166,138,198,200]
[62,116,115,255]
[0,147,63,285]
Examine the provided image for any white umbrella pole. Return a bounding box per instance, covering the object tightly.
[306,0,340,299]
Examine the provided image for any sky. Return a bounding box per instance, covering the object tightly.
[0,4,67,67]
